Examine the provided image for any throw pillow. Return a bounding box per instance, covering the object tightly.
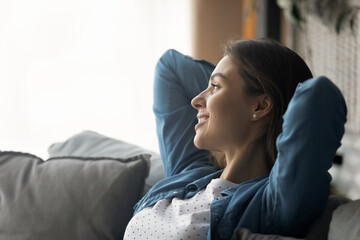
[0,151,149,240]
[48,130,165,194]
[305,195,351,240]
[328,199,360,240]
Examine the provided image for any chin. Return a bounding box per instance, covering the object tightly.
[193,135,213,151]
[193,135,205,150]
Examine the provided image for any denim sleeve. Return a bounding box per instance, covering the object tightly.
[153,49,216,177]
[263,76,347,236]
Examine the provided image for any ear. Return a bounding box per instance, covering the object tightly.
[251,94,273,121]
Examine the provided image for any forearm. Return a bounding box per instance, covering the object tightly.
[264,76,347,236]
[153,49,215,176]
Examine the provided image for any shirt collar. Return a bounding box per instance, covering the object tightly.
[186,169,223,191]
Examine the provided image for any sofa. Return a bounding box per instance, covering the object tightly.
[0,130,358,240]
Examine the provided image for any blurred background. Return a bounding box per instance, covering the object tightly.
[0,0,359,198]
[0,0,192,158]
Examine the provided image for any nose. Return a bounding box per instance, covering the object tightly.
[191,91,206,110]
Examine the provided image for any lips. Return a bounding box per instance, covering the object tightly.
[195,113,209,131]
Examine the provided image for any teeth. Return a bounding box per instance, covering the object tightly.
[198,117,208,123]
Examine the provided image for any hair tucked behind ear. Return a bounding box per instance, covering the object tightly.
[221,38,313,170]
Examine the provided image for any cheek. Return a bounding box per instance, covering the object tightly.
[207,98,228,123]
[209,97,252,132]
[208,100,233,133]
[208,95,247,118]
[207,94,228,113]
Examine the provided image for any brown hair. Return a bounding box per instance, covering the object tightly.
[223,38,313,170]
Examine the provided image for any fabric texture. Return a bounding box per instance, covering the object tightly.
[234,228,303,240]
[328,199,360,240]
[125,178,238,240]
[48,130,164,194]
[132,49,347,240]
[0,151,149,240]
[232,195,352,240]
[305,195,351,240]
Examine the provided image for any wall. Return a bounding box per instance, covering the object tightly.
[190,0,244,65]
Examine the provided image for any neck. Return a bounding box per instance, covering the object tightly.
[219,143,269,184]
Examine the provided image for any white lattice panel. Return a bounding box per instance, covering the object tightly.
[292,8,360,133]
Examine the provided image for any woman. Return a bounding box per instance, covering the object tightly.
[124,39,347,239]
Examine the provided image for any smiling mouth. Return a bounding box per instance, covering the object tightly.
[198,117,209,123]
[195,117,209,131]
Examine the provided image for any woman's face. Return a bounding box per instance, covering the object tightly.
[191,55,258,152]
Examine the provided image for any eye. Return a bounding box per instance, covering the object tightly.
[211,83,219,90]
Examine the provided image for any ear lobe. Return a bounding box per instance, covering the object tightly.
[252,94,273,120]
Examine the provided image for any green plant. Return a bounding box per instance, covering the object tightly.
[276,0,360,34]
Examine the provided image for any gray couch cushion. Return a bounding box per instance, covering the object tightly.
[305,195,352,240]
[328,199,360,240]
[0,151,149,240]
[233,195,352,240]
[48,130,164,194]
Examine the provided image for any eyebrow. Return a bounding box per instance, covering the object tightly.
[210,73,227,81]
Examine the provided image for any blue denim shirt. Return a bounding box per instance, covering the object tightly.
[133,50,347,239]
